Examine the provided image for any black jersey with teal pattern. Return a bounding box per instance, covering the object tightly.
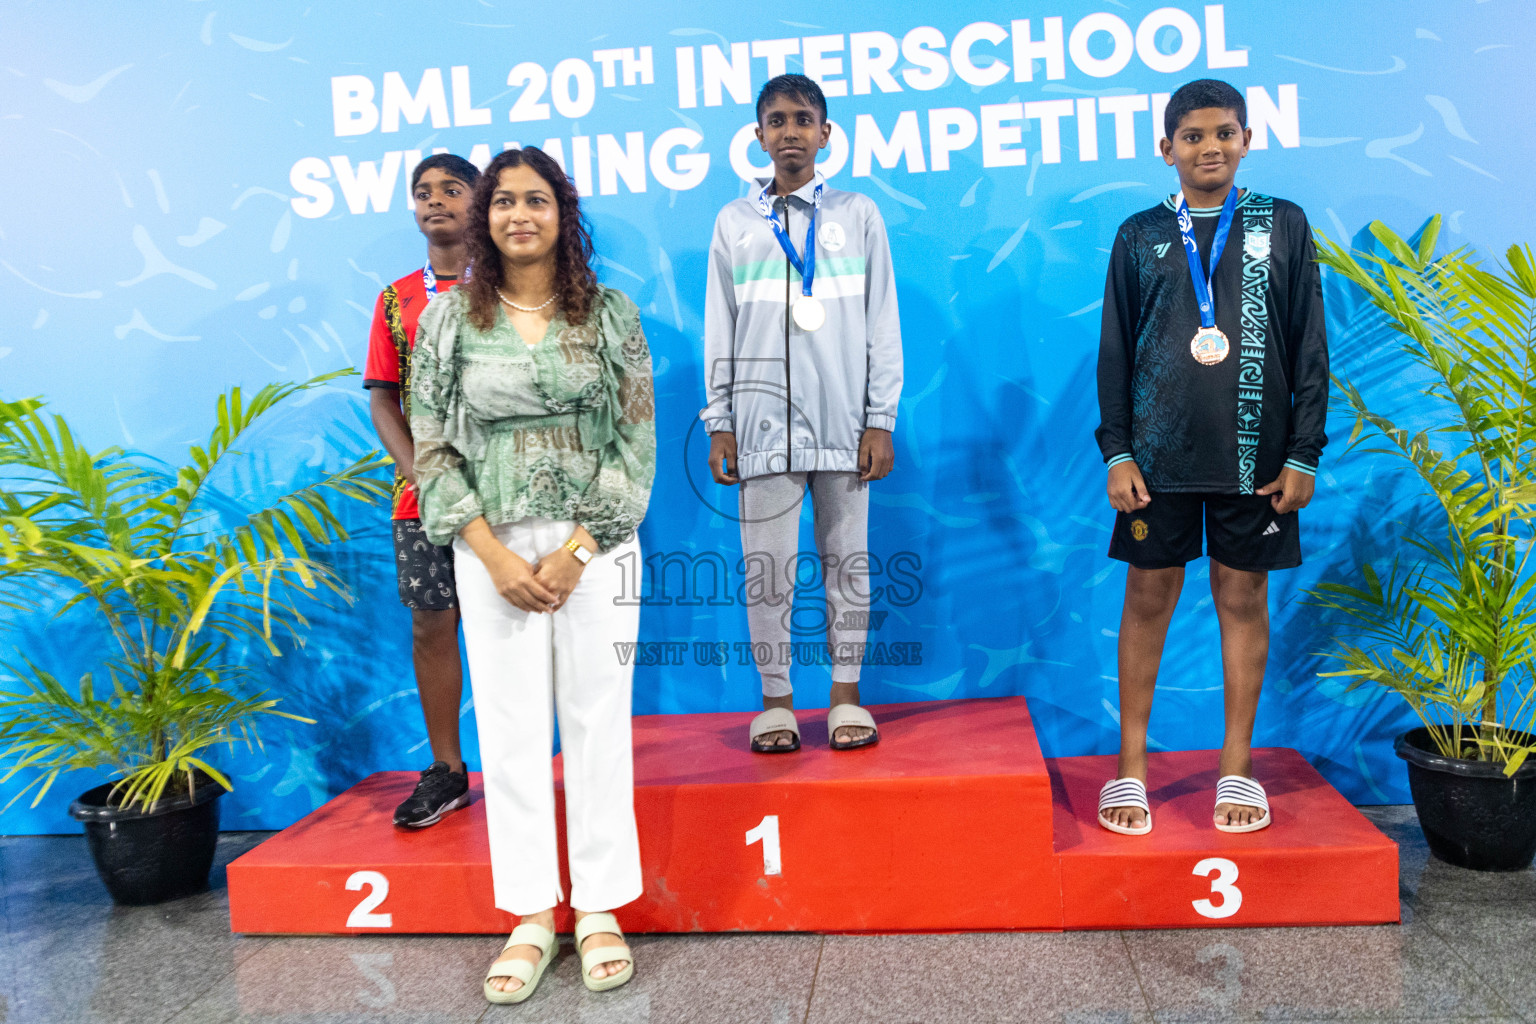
[1094,191,1329,494]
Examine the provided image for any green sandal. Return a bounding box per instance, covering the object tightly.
[575,912,635,992]
[483,921,556,1005]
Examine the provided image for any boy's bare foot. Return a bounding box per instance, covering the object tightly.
[487,908,554,995]
[1214,799,1266,828]
[1214,750,1265,827]
[1100,750,1149,831]
[832,722,875,745]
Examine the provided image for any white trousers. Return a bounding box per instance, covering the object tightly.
[453,518,642,916]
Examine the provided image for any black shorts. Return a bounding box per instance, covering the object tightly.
[392,518,458,610]
[1108,492,1301,573]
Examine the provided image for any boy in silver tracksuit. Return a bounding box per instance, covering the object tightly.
[701,74,903,753]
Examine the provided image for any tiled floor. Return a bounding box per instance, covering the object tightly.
[0,806,1530,1024]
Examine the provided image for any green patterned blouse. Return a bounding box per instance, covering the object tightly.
[408,285,655,552]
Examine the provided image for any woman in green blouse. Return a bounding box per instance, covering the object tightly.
[410,147,655,1005]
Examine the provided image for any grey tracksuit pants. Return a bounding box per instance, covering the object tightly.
[738,471,870,698]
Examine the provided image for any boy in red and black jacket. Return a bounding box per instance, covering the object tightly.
[362,154,479,828]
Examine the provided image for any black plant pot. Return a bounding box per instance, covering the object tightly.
[68,776,224,905]
[1395,727,1536,872]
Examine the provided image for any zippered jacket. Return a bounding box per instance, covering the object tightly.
[702,172,903,479]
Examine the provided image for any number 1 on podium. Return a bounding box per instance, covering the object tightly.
[745,815,782,876]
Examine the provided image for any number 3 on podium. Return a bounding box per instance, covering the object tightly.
[1191,858,1242,919]
[745,815,782,876]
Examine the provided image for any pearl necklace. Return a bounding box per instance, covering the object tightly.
[497,289,556,313]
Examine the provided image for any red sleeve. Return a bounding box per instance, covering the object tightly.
[363,288,399,389]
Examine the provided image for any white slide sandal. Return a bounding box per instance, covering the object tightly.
[1097,777,1153,835]
[1214,775,1272,833]
[483,921,556,1005]
[827,703,879,750]
[749,707,801,753]
[575,911,634,992]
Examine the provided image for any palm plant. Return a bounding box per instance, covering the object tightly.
[1308,216,1536,775]
[0,372,391,811]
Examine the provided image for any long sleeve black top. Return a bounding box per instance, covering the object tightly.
[1094,191,1329,494]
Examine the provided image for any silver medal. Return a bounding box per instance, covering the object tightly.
[792,295,825,332]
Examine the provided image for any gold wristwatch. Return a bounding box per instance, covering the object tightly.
[564,538,593,566]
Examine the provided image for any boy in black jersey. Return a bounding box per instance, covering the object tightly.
[1093,80,1328,835]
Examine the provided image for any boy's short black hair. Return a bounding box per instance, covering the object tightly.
[755,73,827,124]
[410,153,480,191]
[1164,79,1246,139]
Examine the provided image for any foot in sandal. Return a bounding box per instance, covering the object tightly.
[1098,751,1149,833]
[484,910,556,1003]
[750,695,800,752]
[575,910,634,991]
[828,681,876,748]
[1098,777,1152,835]
[1214,751,1270,831]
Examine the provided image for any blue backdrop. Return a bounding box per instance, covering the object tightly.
[3,1,1533,832]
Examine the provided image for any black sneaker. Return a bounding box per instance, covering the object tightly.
[393,761,470,828]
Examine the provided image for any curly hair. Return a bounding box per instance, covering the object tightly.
[463,147,599,331]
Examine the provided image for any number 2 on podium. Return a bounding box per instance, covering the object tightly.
[1191,858,1242,919]
[745,815,782,876]
[346,870,394,928]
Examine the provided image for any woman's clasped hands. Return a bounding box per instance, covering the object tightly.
[484,544,586,613]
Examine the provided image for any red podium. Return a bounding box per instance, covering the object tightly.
[1051,748,1400,929]
[227,697,1398,934]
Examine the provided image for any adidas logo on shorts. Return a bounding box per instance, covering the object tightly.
[1262,521,1280,536]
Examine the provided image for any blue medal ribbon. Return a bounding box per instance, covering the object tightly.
[756,180,823,298]
[422,260,471,302]
[1176,187,1239,329]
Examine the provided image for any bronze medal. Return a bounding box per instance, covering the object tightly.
[1191,326,1230,366]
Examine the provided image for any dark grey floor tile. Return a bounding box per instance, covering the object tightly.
[0,839,13,1023]
[1,834,121,927]
[0,831,270,934]
[1126,919,1512,1021]
[0,834,10,930]
[1358,805,1536,906]
[1408,851,1536,906]
[806,931,1153,1024]
[1154,1019,1525,1024]
[8,820,1536,1024]
[1,831,268,951]
[165,935,493,1023]
[1354,805,1421,838]
[2,926,268,1023]
[1416,902,1536,1023]
[501,932,821,1024]
[0,832,274,1024]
